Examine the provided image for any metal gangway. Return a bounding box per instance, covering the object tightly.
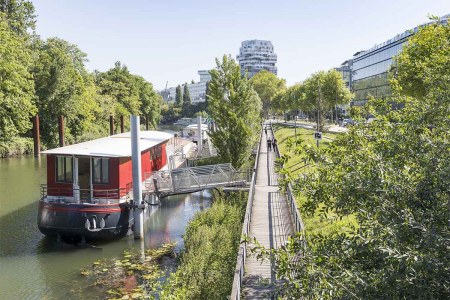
[144,163,251,198]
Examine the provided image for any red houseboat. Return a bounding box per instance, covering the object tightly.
[38,130,174,241]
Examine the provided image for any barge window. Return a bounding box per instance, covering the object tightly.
[56,156,73,183]
[93,158,109,184]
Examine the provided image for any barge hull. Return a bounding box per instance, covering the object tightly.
[37,201,133,240]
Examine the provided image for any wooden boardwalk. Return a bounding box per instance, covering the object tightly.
[242,127,295,299]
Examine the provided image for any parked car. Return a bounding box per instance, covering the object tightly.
[342,118,354,127]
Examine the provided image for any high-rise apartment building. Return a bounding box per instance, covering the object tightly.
[237,40,277,78]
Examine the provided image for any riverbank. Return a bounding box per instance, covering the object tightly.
[0,137,34,157]
[159,190,247,299]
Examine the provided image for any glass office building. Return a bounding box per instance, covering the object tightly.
[351,31,413,105]
[350,14,449,106]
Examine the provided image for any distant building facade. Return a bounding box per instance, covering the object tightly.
[236,40,277,78]
[347,14,449,106]
[161,70,211,103]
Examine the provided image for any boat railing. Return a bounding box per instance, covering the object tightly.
[40,185,127,203]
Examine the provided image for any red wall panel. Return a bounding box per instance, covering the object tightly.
[92,157,119,198]
[46,141,169,198]
[47,155,74,197]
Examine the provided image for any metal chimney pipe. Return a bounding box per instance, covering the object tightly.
[131,115,144,239]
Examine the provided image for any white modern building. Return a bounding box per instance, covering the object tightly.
[236,40,277,78]
[161,70,211,103]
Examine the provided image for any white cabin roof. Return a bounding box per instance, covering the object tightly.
[184,124,208,129]
[41,131,173,158]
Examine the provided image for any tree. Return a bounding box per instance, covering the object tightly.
[322,69,353,123]
[32,37,97,147]
[175,85,182,106]
[95,61,141,118]
[390,16,450,100]
[302,70,352,131]
[207,55,261,168]
[135,75,162,129]
[95,62,161,131]
[303,71,327,131]
[250,70,286,118]
[258,18,450,299]
[0,0,35,35]
[182,83,191,117]
[0,14,36,141]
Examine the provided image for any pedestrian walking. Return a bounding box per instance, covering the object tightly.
[273,138,277,152]
[267,139,272,151]
[264,128,267,135]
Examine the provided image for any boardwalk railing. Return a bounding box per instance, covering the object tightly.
[230,126,263,300]
[229,123,306,299]
[273,140,305,233]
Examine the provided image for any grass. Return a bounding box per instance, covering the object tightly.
[273,125,357,238]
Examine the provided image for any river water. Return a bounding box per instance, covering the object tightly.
[0,156,211,299]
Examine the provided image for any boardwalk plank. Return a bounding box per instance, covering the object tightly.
[242,127,295,299]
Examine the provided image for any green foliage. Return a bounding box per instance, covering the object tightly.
[95,61,161,131]
[161,103,182,124]
[95,61,141,117]
[78,243,176,299]
[0,136,33,157]
[135,75,162,129]
[175,85,182,106]
[207,55,262,168]
[274,70,352,130]
[160,191,247,300]
[391,18,450,100]
[250,70,286,118]
[182,83,191,116]
[0,14,36,141]
[263,19,450,299]
[31,37,98,147]
[0,0,162,155]
[0,0,35,35]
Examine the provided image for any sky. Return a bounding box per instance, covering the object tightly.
[33,0,450,90]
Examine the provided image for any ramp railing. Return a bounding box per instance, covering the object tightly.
[144,163,249,196]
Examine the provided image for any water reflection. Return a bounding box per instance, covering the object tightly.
[0,156,212,299]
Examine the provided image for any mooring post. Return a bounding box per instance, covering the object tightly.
[120,115,124,133]
[58,115,64,147]
[109,116,114,135]
[131,115,144,239]
[33,115,40,158]
[197,115,202,154]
